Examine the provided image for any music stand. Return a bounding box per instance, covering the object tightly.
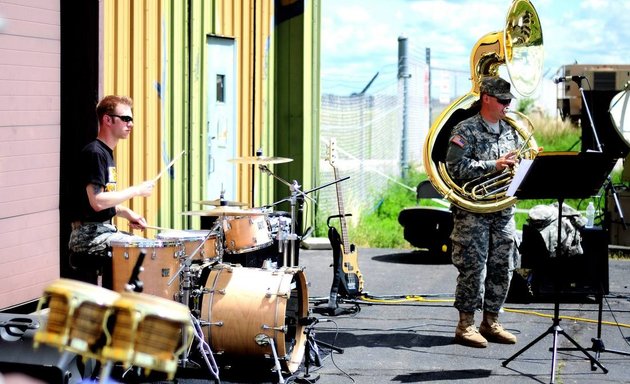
[502,151,616,383]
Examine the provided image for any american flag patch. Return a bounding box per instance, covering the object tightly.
[451,134,465,148]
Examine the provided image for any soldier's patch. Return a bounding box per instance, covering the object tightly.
[451,134,465,148]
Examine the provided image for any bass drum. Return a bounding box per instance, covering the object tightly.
[197,263,308,373]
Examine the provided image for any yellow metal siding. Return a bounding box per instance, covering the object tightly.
[101,0,276,232]
[102,0,164,234]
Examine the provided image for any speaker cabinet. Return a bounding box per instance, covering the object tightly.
[0,314,89,384]
[517,225,609,302]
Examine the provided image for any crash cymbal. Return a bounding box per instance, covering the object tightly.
[181,207,265,217]
[228,155,293,165]
[196,198,248,207]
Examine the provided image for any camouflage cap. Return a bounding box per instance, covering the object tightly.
[480,77,516,99]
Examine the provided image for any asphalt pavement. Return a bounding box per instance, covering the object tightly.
[169,245,630,384]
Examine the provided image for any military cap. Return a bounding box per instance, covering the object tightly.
[480,76,516,99]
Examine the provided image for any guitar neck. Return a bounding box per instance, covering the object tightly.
[333,167,351,251]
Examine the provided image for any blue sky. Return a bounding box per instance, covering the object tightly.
[321,0,630,101]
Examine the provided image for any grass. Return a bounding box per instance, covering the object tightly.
[337,114,625,249]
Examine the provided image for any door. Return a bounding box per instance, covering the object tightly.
[207,36,237,200]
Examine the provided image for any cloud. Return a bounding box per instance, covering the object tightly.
[322,0,629,90]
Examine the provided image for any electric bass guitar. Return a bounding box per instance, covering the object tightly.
[326,138,364,300]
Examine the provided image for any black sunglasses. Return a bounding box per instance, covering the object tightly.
[492,96,511,106]
[108,114,133,123]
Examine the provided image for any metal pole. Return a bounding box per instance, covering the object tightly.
[398,36,410,179]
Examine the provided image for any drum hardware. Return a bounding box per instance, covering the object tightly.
[255,334,286,384]
[258,162,349,267]
[189,314,220,381]
[124,250,146,293]
[262,325,288,333]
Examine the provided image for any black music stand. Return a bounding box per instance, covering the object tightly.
[502,151,616,383]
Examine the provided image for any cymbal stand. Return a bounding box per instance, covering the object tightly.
[167,220,222,369]
[259,165,350,267]
[259,165,313,267]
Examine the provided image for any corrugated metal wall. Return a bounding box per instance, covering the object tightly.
[0,1,61,309]
[100,0,165,234]
[101,0,276,233]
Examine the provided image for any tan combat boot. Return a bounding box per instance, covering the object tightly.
[479,311,517,344]
[454,311,488,348]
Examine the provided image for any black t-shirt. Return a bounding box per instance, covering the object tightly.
[72,139,117,223]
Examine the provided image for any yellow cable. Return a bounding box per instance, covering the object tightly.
[355,295,630,329]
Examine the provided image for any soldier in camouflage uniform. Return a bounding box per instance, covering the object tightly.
[68,95,155,288]
[445,77,520,348]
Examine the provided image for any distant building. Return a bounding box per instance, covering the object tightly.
[556,64,630,123]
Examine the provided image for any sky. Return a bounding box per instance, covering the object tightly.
[320,0,630,103]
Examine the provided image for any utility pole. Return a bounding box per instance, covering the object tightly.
[398,36,410,179]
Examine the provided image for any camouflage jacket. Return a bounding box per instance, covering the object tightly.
[445,113,523,184]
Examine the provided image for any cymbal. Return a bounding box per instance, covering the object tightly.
[228,155,293,165]
[181,207,265,217]
[196,198,248,207]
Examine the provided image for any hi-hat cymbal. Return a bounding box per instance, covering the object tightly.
[181,207,265,217]
[196,198,248,207]
[228,155,293,165]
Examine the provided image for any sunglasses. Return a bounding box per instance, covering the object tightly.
[108,114,133,123]
[492,96,511,106]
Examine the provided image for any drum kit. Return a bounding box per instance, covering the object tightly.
[32,153,343,383]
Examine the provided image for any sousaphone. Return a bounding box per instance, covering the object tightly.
[423,0,543,213]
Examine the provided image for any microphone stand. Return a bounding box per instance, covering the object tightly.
[575,76,627,230]
[564,77,630,365]
[259,164,349,267]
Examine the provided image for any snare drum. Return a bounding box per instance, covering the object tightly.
[157,229,221,262]
[110,239,181,301]
[197,263,308,373]
[33,278,120,359]
[101,291,193,380]
[223,216,273,254]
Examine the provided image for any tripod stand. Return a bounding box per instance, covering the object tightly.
[294,318,344,383]
[503,152,617,383]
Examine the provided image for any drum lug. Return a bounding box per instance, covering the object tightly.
[262,325,287,333]
[266,290,289,299]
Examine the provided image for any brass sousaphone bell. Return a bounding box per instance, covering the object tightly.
[423,0,543,213]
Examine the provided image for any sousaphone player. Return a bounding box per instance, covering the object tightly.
[422,0,543,348]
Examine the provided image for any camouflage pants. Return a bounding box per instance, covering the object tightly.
[450,207,519,313]
[68,222,145,261]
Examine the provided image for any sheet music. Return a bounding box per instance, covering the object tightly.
[507,159,533,197]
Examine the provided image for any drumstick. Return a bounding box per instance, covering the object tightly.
[153,150,185,182]
[144,225,173,231]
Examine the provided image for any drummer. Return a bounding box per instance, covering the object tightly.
[68,95,155,289]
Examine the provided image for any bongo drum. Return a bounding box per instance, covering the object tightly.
[101,291,193,380]
[33,278,120,359]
